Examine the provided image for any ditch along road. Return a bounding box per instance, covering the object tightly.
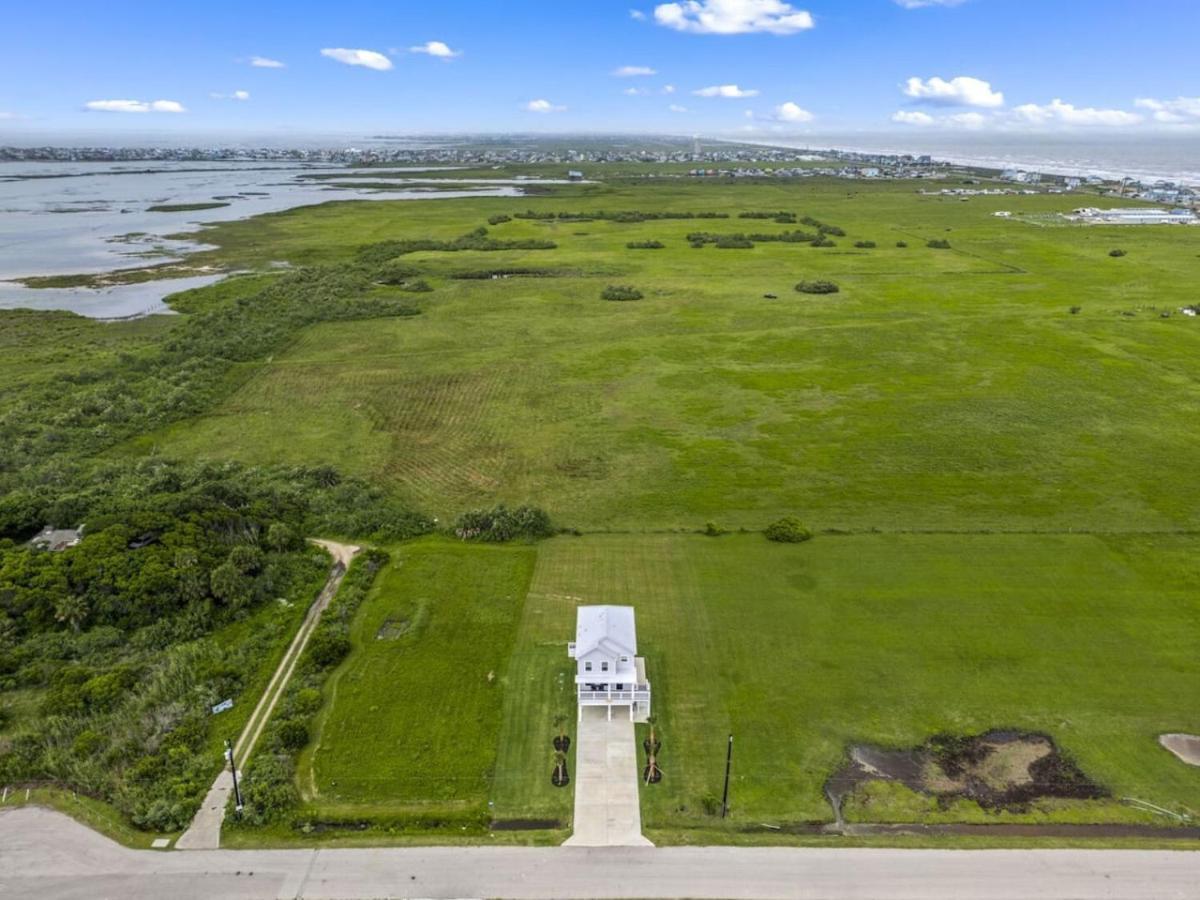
[175,539,360,851]
[3,805,1198,900]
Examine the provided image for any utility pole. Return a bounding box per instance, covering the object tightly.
[721,734,733,818]
[225,739,244,815]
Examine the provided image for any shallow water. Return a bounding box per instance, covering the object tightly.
[0,160,524,316]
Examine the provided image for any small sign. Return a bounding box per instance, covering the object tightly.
[211,698,234,715]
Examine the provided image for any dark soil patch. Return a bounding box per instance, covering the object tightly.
[553,735,571,752]
[825,729,1107,825]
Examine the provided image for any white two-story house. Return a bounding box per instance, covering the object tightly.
[567,605,651,721]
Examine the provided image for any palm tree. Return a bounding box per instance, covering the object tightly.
[552,750,570,787]
[643,715,660,755]
[54,595,88,632]
[553,713,570,752]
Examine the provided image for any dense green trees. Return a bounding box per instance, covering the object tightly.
[452,505,554,542]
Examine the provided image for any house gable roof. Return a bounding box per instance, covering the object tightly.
[575,605,637,659]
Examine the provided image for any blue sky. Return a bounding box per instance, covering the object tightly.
[1,0,1198,136]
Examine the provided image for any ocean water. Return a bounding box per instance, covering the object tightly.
[0,161,523,316]
[778,133,1200,187]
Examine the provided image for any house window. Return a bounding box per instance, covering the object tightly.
[601,661,609,672]
[620,656,629,663]
[584,662,592,672]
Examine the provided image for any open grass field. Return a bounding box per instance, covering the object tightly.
[143,178,1200,533]
[274,530,1199,838]
[111,173,1200,841]
[297,538,537,822]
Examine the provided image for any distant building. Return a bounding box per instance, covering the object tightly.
[567,170,584,181]
[568,605,651,721]
[30,525,84,552]
[1071,207,1197,225]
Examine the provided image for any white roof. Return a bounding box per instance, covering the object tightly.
[575,605,637,658]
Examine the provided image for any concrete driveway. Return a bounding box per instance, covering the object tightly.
[564,706,653,847]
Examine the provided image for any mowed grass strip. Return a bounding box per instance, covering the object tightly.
[305,537,535,816]
[515,533,1200,832]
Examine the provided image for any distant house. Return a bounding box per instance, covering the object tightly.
[29,525,84,552]
[567,605,651,721]
[567,170,584,181]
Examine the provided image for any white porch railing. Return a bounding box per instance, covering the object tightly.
[578,686,651,703]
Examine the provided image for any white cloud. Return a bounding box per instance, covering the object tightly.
[891,110,935,125]
[613,65,656,77]
[526,98,566,113]
[250,56,285,68]
[210,90,250,101]
[1013,98,1141,127]
[693,83,759,98]
[410,40,460,59]
[669,104,688,112]
[1135,96,1200,124]
[663,84,676,94]
[774,101,813,122]
[320,48,393,71]
[85,99,186,114]
[624,87,650,96]
[895,0,965,7]
[0,112,17,120]
[654,0,814,35]
[904,75,1003,108]
[630,8,647,19]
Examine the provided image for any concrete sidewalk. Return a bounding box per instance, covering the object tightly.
[564,706,653,847]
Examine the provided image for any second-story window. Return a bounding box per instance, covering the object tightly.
[585,661,592,672]
[601,661,609,672]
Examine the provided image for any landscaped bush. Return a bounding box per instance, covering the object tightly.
[715,237,754,249]
[811,237,836,248]
[453,504,555,542]
[795,280,840,294]
[1109,248,1127,257]
[487,214,512,225]
[854,240,876,249]
[896,241,908,248]
[927,239,952,249]
[764,516,813,543]
[819,225,846,237]
[626,241,665,249]
[601,285,644,301]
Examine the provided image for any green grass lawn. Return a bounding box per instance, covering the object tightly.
[522,532,1200,832]
[297,537,536,823]
[285,530,1198,840]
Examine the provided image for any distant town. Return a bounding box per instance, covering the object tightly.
[1,138,1196,209]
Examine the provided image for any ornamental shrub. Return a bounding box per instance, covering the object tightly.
[764,517,813,543]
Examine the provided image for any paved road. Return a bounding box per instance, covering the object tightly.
[564,706,653,847]
[3,807,1197,900]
